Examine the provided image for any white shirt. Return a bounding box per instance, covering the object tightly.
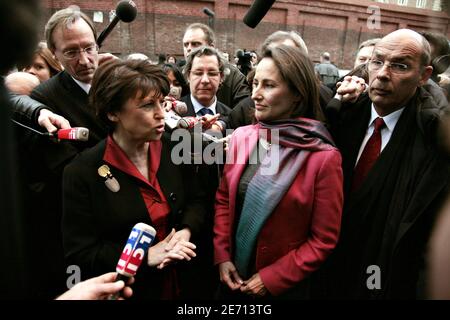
[71,76,91,94]
[356,104,405,164]
[190,94,217,115]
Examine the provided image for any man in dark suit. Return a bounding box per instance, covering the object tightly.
[316,29,450,299]
[182,23,250,109]
[25,7,108,298]
[178,45,231,298]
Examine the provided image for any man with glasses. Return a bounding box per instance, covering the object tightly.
[25,7,109,298]
[31,6,108,150]
[178,46,231,299]
[182,23,250,109]
[315,29,450,299]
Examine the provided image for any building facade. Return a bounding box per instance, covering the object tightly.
[41,0,450,69]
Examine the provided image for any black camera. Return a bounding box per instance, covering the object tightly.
[235,49,253,76]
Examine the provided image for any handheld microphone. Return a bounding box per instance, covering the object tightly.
[11,119,89,141]
[243,0,276,28]
[116,223,157,278]
[177,116,201,129]
[52,127,89,141]
[110,222,156,299]
[97,0,137,47]
[163,97,188,130]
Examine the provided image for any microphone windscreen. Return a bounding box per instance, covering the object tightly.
[73,127,89,141]
[174,101,188,115]
[202,7,215,17]
[243,0,276,28]
[177,117,199,129]
[116,0,137,23]
[116,223,156,277]
[236,49,244,58]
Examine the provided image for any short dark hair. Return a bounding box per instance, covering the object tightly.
[183,46,227,80]
[90,60,170,130]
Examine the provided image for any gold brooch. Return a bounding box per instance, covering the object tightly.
[98,164,120,192]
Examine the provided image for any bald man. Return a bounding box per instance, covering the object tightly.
[315,29,450,299]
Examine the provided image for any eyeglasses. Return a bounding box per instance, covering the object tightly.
[190,70,221,79]
[61,44,98,60]
[368,59,410,74]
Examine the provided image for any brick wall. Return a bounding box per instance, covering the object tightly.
[41,0,450,69]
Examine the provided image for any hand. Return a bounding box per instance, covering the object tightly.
[147,228,196,269]
[240,273,268,297]
[336,76,367,103]
[56,272,134,300]
[201,113,221,130]
[222,135,231,152]
[163,96,176,112]
[37,109,71,133]
[98,53,118,66]
[218,261,244,291]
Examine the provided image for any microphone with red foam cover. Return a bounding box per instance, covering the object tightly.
[51,127,90,141]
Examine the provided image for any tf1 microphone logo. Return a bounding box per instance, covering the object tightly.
[116,226,155,277]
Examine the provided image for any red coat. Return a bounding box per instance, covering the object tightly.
[214,123,344,296]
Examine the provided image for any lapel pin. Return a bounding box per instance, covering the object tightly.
[98,164,120,193]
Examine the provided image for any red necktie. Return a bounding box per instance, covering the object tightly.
[352,117,386,191]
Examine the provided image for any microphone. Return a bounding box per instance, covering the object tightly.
[202,7,215,17]
[116,223,156,278]
[52,128,89,141]
[243,0,276,28]
[11,119,89,141]
[110,223,156,299]
[236,49,244,59]
[163,97,188,130]
[97,0,138,47]
[177,116,201,129]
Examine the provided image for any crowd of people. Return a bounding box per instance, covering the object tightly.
[1,1,450,300]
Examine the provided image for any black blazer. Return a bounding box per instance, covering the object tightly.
[62,134,207,299]
[30,71,108,171]
[320,90,450,298]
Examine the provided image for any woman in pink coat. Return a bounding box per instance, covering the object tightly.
[214,45,343,299]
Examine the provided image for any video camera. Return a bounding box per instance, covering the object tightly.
[235,49,253,76]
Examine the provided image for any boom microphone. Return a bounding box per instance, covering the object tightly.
[243,0,276,28]
[202,7,215,17]
[97,0,138,47]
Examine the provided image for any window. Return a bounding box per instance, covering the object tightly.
[416,0,427,8]
[398,0,408,5]
[433,0,442,11]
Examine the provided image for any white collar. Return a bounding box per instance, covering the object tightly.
[369,103,404,132]
[190,94,217,114]
[71,76,91,94]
